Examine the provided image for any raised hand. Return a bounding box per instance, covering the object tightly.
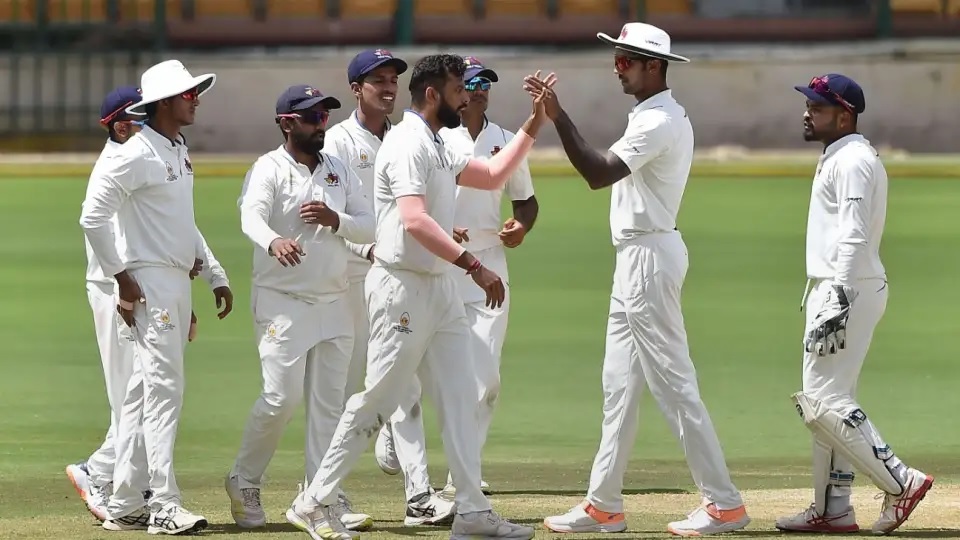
[523,71,561,121]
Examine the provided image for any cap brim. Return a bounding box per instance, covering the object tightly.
[354,57,409,82]
[794,86,835,106]
[465,68,499,82]
[293,95,342,111]
[125,73,216,115]
[597,32,691,63]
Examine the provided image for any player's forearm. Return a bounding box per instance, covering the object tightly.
[83,225,126,277]
[398,196,465,263]
[345,241,374,260]
[458,130,535,191]
[334,211,375,245]
[199,235,229,289]
[834,239,868,287]
[554,109,621,190]
[239,208,282,252]
[512,196,539,232]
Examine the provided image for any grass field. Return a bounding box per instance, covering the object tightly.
[1,164,959,538]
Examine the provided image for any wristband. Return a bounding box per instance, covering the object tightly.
[466,259,482,275]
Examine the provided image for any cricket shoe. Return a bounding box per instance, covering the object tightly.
[667,500,750,536]
[225,473,266,528]
[102,506,151,532]
[450,510,535,540]
[404,488,456,526]
[334,492,373,532]
[775,503,859,533]
[147,505,208,535]
[286,503,356,540]
[543,501,627,533]
[86,481,113,522]
[871,468,934,535]
[442,472,492,497]
[374,422,400,475]
[66,462,109,522]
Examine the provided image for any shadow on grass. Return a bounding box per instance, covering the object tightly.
[491,487,690,496]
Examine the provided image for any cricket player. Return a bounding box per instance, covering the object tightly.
[226,84,375,531]
[378,56,540,507]
[284,54,545,540]
[775,73,933,535]
[80,59,228,535]
[525,23,751,536]
[67,86,231,523]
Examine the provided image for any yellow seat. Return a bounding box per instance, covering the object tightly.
[118,0,161,22]
[890,0,943,14]
[485,0,543,16]
[0,0,36,22]
[48,0,108,23]
[341,0,396,17]
[265,0,324,17]
[415,0,471,16]
[644,0,691,15]
[193,0,254,18]
[557,0,618,16]
[947,0,960,15]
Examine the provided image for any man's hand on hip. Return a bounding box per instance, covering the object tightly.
[805,283,857,356]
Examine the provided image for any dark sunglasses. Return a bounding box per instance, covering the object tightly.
[807,76,854,114]
[614,54,649,74]
[277,110,330,125]
[465,77,492,92]
[181,87,200,101]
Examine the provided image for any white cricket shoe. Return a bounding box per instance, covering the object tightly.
[374,423,400,475]
[450,510,534,540]
[66,462,110,522]
[147,505,208,535]
[775,503,859,533]
[442,472,492,497]
[871,468,934,535]
[286,504,356,540]
[225,473,266,528]
[404,488,457,526]
[86,481,112,522]
[543,501,627,533]
[667,500,750,536]
[334,493,373,532]
[102,506,151,531]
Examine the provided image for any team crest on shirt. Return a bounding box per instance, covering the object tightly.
[184,157,193,173]
[358,150,372,169]
[164,161,178,182]
[394,312,412,334]
[325,172,340,186]
[155,309,175,331]
[490,145,501,156]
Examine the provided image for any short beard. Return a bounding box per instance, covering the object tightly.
[293,131,324,155]
[438,100,461,130]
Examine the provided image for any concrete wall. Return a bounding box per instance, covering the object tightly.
[2,41,959,153]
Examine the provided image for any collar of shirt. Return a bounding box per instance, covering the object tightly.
[104,138,123,152]
[821,133,866,160]
[403,109,442,144]
[631,89,673,117]
[452,114,490,141]
[273,144,326,174]
[351,109,391,137]
[140,124,185,151]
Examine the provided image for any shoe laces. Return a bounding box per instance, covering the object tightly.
[241,488,261,508]
[322,506,351,534]
[333,494,353,516]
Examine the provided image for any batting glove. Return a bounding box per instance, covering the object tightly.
[804,283,857,356]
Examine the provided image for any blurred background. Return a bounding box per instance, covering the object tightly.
[0,0,958,153]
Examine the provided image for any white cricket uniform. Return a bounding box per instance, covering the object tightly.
[303,110,490,515]
[80,125,207,518]
[800,133,899,507]
[323,111,389,401]
[231,146,374,488]
[83,141,231,492]
[584,90,743,513]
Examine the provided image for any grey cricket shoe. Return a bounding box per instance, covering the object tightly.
[450,510,534,540]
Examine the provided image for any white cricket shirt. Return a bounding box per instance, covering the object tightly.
[80,126,205,278]
[805,133,887,284]
[324,110,390,281]
[607,89,694,246]
[238,146,375,304]
[373,110,470,275]
[440,118,535,252]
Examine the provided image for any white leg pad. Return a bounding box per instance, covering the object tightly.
[792,392,903,496]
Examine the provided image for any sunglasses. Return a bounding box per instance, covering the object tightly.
[277,110,330,125]
[465,77,492,92]
[614,54,650,74]
[807,76,854,114]
[180,87,200,101]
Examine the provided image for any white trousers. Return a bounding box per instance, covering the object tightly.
[389,245,511,499]
[344,278,370,403]
[801,277,897,506]
[84,281,141,488]
[231,286,352,488]
[304,265,490,514]
[585,231,743,513]
[108,267,192,517]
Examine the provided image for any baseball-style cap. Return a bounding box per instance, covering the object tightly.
[276,85,342,115]
[463,56,498,82]
[795,73,866,114]
[100,85,144,125]
[347,49,408,84]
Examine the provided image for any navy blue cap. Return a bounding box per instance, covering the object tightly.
[347,49,408,84]
[795,73,865,114]
[100,85,144,125]
[276,85,342,115]
[463,56,499,82]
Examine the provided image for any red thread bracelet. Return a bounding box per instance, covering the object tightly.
[466,259,482,275]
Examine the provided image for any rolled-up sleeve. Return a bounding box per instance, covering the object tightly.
[238,159,282,252]
[79,152,142,277]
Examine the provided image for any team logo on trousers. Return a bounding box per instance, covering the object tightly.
[155,309,175,331]
[394,312,412,334]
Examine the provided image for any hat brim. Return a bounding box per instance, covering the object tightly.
[597,32,691,63]
[353,58,409,82]
[794,86,838,107]
[292,95,342,111]
[125,73,216,115]
[465,68,499,82]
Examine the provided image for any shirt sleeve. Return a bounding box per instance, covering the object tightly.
[501,131,535,201]
[608,111,670,174]
[447,145,471,178]
[833,154,876,286]
[238,158,283,252]
[387,144,430,198]
[78,150,145,278]
[197,228,230,289]
[332,158,376,245]
[323,126,353,164]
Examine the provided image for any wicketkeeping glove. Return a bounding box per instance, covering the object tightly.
[804,283,857,356]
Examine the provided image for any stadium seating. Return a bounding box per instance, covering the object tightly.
[415,0,473,16]
[948,0,960,15]
[47,0,108,23]
[889,0,944,14]
[484,0,544,17]
[556,0,620,16]
[645,0,691,15]
[119,0,163,22]
[0,0,36,22]
[190,0,256,18]
[340,0,397,17]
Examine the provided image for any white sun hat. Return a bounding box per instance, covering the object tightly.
[597,22,690,63]
[125,59,216,115]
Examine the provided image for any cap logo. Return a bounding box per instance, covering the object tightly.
[374,49,392,59]
[619,26,628,39]
[464,56,483,68]
[304,87,320,97]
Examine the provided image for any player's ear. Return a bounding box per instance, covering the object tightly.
[425,85,439,106]
[350,81,362,99]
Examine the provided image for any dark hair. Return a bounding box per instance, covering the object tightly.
[144,102,158,118]
[409,54,466,107]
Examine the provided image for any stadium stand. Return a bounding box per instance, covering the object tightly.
[339,0,397,18]
[483,0,544,17]
[47,0,107,23]
[0,0,36,23]
[890,0,944,14]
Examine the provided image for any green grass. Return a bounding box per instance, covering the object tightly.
[1,171,959,538]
